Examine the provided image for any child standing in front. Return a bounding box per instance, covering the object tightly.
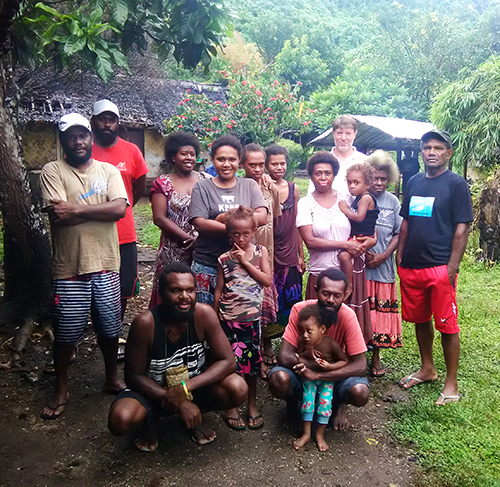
[293,304,348,452]
[214,206,272,430]
[338,162,379,343]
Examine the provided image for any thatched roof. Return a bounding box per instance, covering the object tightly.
[16,69,227,133]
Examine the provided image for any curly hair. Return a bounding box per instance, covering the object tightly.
[306,151,340,178]
[297,304,324,329]
[225,205,257,232]
[365,150,400,184]
[164,131,201,165]
[211,134,242,160]
[346,162,375,186]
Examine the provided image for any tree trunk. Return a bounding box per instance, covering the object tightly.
[0,51,52,325]
[478,170,500,261]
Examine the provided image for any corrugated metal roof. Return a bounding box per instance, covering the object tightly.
[309,115,435,151]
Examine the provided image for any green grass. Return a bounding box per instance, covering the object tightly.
[134,203,160,249]
[295,177,309,197]
[379,258,500,486]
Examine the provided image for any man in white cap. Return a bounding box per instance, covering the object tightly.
[91,100,149,320]
[39,113,128,419]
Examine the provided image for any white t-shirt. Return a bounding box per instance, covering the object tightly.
[296,193,351,275]
[307,147,367,199]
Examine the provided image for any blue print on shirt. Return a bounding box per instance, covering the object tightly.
[409,196,435,218]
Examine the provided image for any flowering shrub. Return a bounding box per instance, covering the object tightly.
[165,66,315,149]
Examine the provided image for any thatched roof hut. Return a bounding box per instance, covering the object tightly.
[17,69,227,174]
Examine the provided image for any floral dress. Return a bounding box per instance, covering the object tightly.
[149,172,210,307]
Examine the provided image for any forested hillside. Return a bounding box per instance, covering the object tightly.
[166,0,500,126]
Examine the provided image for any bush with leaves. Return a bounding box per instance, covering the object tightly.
[166,66,314,147]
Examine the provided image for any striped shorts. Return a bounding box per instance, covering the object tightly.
[52,271,122,345]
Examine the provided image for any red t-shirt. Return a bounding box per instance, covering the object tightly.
[283,299,367,357]
[92,138,149,244]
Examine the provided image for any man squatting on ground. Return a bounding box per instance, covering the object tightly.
[39,113,128,419]
[108,262,248,451]
[268,268,370,430]
[91,100,149,320]
[397,129,473,405]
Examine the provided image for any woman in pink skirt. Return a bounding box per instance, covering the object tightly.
[365,151,403,377]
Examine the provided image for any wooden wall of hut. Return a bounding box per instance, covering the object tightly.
[21,122,59,169]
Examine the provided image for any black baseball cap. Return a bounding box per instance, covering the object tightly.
[421,129,452,149]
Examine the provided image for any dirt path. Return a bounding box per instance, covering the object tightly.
[0,252,417,487]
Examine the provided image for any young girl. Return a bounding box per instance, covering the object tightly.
[214,206,272,430]
[292,304,348,452]
[338,162,379,343]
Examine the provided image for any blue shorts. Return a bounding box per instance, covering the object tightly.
[52,271,122,345]
[268,366,370,405]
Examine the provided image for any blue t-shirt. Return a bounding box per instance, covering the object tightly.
[400,170,473,269]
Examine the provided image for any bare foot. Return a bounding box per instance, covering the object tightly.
[399,370,438,390]
[41,391,70,420]
[293,434,310,450]
[103,378,126,395]
[332,404,349,431]
[316,434,329,452]
[190,423,216,445]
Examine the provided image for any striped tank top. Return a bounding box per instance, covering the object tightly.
[145,305,206,386]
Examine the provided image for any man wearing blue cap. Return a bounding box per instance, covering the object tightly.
[39,113,128,419]
[397,129,473,405]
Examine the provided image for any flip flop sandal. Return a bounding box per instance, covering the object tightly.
[190,424,217,445]
[399,372,426,389]
[247,414,264,430]
[221,411,246,430]
[40,400,68,420]
[435,393,463,406]
[134,436,158,452]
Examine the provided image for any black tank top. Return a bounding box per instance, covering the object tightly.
[145,305,206,386]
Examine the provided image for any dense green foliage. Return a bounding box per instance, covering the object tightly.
[166,66,313,147]
[431,56,500,170]
[13,0,235,81]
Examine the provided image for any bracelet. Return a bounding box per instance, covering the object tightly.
[181,380,193,401]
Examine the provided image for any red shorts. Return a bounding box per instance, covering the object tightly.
[397,265,459,334]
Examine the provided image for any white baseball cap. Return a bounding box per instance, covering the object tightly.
[58,113,91,133]
[92,99,120,118]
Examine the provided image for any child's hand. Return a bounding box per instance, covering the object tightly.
[338,200,349,214]
[313,350,327,368]
[231,243,249,265]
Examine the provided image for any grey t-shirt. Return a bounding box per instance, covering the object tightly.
[365,191,402,283]
[188,178,267,267]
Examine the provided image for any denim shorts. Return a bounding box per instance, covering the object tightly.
[268,365,370,405]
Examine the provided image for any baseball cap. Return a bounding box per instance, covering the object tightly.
[58,113,91,133]
[92,99,119,118]
[421,129,452,148]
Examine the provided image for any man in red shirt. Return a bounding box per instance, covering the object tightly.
[91,100,149,319]
[268,268,370,430]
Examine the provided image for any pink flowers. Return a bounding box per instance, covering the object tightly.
[303,121,309,126]
[212,116,219,121]
[215,101,221,105]
[223,104,228,108]
[255,89,262,96]
[297,81,303,86]
[242,80,248,85]
[227,124,233,129]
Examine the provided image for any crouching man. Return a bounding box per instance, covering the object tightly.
[108,262,248,451]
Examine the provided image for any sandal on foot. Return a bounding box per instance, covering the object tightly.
[248,414,264,430]
[40,400,68,420]
[190,424,216,445]
[221,411,246,430]
[435,393,463,406]
[134,436,158,452]
[370,364,387,378]
[399,372,433,389]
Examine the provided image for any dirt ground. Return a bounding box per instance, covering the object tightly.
[0,249,418,487]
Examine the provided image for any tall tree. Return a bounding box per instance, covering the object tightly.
[0,0,233,362]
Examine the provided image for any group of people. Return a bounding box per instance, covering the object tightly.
[39,104,472,453]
